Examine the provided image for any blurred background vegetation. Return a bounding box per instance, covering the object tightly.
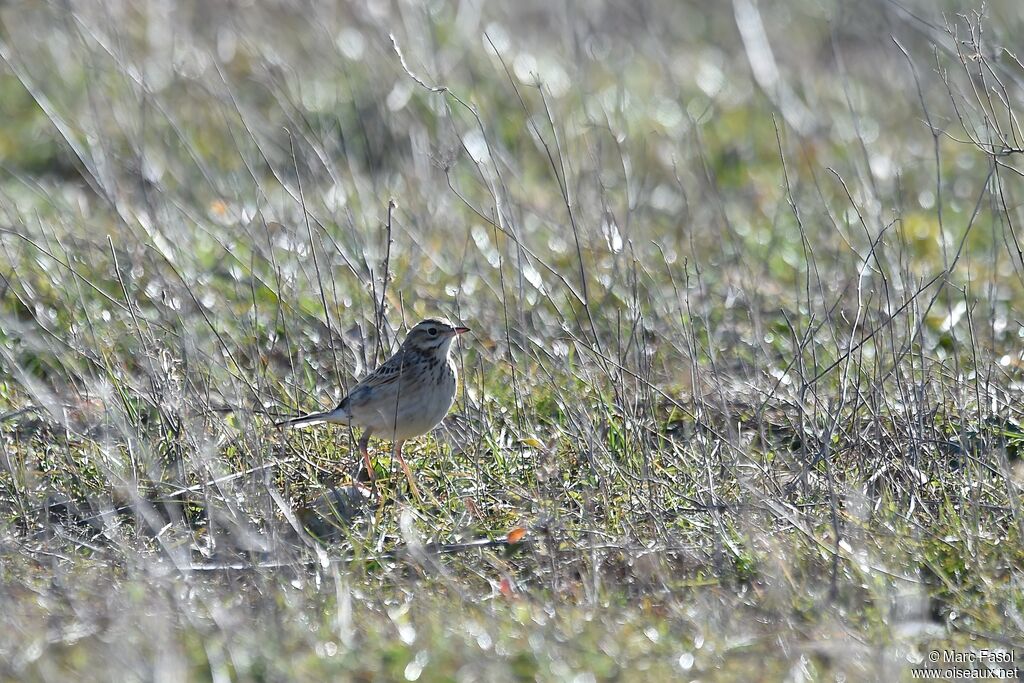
[1,0,1023,680]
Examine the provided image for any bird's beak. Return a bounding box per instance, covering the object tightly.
[453,326,470,336]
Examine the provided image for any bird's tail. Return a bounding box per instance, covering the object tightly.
[275,408,348,430]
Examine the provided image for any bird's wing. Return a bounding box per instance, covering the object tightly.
[279,350,415,429]
[335,349,410,412]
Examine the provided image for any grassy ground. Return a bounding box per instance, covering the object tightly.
[1,0,1024,680]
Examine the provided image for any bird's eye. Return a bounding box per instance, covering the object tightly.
[428,327,437,336]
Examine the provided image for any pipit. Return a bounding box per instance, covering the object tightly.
[276,318,469,499]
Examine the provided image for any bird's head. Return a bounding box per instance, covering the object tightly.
[401,318,470,355]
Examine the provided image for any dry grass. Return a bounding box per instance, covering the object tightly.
[1,1,1023,680]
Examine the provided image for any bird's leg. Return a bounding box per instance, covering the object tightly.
[358,429,375,483]
[393,440,421,502]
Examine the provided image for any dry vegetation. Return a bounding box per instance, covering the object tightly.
[1,0,1023,680]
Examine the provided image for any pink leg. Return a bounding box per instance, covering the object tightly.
[358,430,375,481]
[393,440,421,501]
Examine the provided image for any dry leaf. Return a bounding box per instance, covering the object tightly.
[507,527,527,544]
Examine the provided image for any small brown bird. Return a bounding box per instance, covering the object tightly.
[277,318,469,498]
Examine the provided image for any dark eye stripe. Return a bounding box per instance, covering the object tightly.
[428,327,437,335]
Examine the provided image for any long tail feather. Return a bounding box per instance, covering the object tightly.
[275,409,346,429]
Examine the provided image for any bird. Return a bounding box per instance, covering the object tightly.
[276,318,469,499]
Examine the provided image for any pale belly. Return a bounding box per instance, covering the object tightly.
[352,367,457,441]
